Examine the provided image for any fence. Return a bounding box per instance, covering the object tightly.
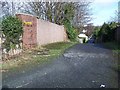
[115,26,120,43]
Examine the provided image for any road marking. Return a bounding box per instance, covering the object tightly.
[79,54,89,65]
[16,82,31,88]
[16,85,23,88]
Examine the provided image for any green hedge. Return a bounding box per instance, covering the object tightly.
[2,16,23,52]
[93,22,118,43]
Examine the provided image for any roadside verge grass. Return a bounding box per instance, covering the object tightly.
[1,42,77,72]
[103,42,120,71]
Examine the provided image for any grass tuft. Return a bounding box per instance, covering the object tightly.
[1,42,77,72]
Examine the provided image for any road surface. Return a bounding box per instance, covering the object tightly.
[2,43,118,88]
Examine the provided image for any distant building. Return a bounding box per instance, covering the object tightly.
[83,23,94,37]
[78,33,88,43]
[82,29,87,33]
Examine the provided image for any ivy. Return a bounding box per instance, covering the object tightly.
[2,16,23,52]
[64,19,77,41]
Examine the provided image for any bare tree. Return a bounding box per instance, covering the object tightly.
[1,2,11,16]
[1,1,24,17]
[73,1,92,31]
[108,10,120,23]
[24,2,75,24]
[23,1,92,31]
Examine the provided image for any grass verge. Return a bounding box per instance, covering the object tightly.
[103,42,120,71]
[1,42,77,73]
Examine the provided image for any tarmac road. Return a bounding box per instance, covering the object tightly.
[2,43,118,88]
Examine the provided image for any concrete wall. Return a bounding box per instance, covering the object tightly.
[37,19,67,46]
[16,13,68,48]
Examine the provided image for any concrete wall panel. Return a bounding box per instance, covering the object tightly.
[37,19,67,46]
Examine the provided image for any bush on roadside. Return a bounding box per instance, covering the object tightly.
[93,22,118,43]
[64,19,77,41]
[2,16,23,52]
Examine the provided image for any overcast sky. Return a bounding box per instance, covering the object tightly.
[91,0,119,26]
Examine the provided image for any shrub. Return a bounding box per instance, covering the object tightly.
[2,16,23,52]
[64,19,77,41]
[94,22,118,43]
